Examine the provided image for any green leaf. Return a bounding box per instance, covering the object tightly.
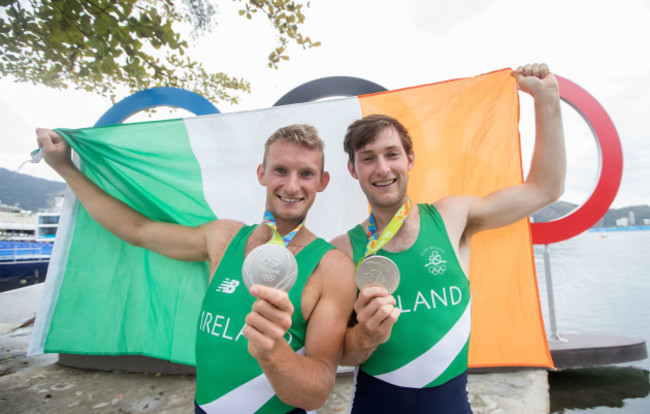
[94,16,108,36]
[0,0,316,104]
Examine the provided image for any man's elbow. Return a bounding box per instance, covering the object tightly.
[123,221,150,248]
[306,373,336,410]
[529,178,565,207]
[300,393,330,412]
[279,382,333,411]
[547,181,565,204]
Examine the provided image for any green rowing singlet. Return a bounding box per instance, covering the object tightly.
[348,204,471,388]
[195,224,333,413]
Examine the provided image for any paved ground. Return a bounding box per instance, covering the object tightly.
[0,328,549,414]
[0,284,550,413]
[4,335,354,413]
[2,343,353,413]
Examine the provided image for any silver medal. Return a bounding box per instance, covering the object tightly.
[242,244,298,292]
[355,255,400,293]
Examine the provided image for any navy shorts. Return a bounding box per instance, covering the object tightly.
[195,401,307,414]
[351,369,473,413]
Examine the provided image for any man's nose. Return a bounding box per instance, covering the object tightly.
[285,172,300,192]
[376,156,390,175]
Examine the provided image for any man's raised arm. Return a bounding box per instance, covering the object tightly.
[463,63,566,236]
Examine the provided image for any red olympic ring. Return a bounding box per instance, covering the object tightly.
[530,75,623,245]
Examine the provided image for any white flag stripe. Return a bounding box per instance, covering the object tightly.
[28,169,81,355]
[374,300,472,388]
[185,98,369,241]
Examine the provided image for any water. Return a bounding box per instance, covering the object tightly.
[535,230,650,413]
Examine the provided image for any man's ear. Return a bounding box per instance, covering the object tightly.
[256,164,266,186]
[347,161,358,179]
[407,152,415,171]
[317,171,330,192]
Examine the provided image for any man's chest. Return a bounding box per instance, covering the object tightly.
[382,217,420,253]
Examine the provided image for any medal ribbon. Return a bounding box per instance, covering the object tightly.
[262,210,305,247]
[359,198,412,266]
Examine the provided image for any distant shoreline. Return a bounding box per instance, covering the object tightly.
[589,225,650,232]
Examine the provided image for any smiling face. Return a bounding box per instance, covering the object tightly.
[348,126,415,211]
[257,138,330,230]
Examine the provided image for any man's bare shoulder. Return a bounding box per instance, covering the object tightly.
[433,195,479,222]
[202,219,246,248]
[433,195,485,246]
[316,247,357,300]
[301,239,356,321]
[321,243,357,296]
[329,233,353,258]
[323,246,355,269]
[201,218,244,230]
[433,195,476,211]
[310,245,356,291]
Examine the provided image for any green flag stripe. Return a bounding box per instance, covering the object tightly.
[44,119,215,364]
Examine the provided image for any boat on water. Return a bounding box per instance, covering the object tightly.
[0,204,59,292]
[0,241,51,292]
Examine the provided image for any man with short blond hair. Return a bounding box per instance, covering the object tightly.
[37,124,357,414]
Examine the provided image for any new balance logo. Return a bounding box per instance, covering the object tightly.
[216,278,240,294]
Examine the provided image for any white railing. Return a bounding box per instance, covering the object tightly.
[0,246,51,262]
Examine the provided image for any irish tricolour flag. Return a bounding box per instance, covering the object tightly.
[29,68,554,369]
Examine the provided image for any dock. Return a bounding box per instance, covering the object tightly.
[549,333,647,369]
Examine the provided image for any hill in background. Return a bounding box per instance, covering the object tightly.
[532,200,650,228]
[0,167,66,212]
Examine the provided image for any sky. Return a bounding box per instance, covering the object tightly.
[1,0,648,209]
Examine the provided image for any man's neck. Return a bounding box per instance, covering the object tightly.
[274,218,306,237]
